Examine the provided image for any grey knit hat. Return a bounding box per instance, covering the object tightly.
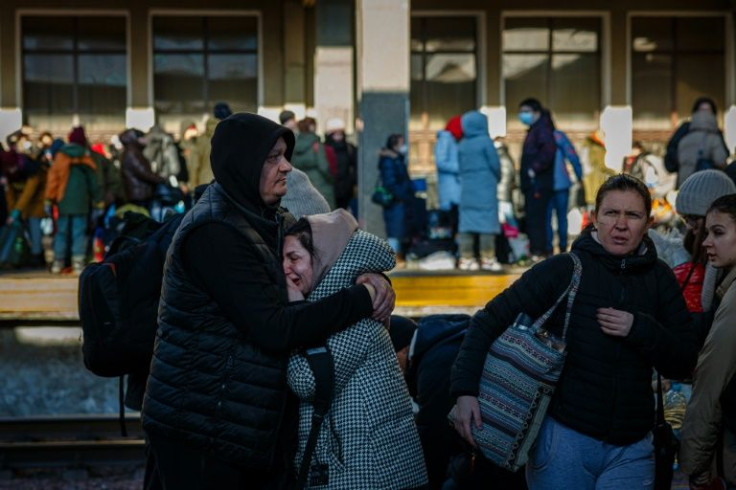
[675,170,736,216]
[281,167,331,218]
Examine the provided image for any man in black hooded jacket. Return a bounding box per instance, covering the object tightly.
[141,113,394,489]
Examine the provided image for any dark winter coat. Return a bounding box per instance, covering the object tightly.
[292,132,334,207]
[90,150,124,206]
[379,149,413,240]
[325,135,357,206]
[407,314,470,489]
[520,113,557,194]
[119,129,165,203]
[45,144,99,215]
[452,228,698,445]
[141,113,373,472]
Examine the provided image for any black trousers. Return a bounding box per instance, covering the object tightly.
[524,188,553,256]
[147,433,279,490]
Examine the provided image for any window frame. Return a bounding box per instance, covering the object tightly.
[501,13,606,127]
[409,11,484,129]
[148,10,263,117]
[628,12,732,129]
[17,10,130,117]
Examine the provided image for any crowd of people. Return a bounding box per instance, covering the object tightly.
[0,104,358,274]
[2,93,736,489]
[381,95,734,272]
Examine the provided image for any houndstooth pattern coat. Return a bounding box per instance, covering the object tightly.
[287,230,428,489]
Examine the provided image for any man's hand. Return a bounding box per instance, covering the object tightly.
[453,395,482,447]
[356,273,395,322]
[285,276,305,302]
[597,307,634,337]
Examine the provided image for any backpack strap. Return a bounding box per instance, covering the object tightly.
[296,345,335,489]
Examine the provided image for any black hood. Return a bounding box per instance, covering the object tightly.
[571,225,658,272]
[210,113,295,210]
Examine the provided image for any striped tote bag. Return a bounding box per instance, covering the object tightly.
[473,252,582,471]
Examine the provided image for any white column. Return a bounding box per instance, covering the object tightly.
[600,106,633,171]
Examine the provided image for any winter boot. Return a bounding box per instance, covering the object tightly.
[72,255,86,275]
[50,260,64,274]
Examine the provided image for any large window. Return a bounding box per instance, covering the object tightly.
[503,17,601,131]
[152,16,258,123]
[631,16,725,130]
[410,16,478,130]
[22,16,127,132]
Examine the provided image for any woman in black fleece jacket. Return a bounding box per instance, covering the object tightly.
[141,113,394,489]
[451,174,698,489]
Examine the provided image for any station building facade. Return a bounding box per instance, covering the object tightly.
[0,0,734,233]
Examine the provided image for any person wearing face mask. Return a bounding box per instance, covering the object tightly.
[378,134,414,261]
[451,174,698,488]
[517,98,558,260]
[284,209,428,489]
[141,113,395,489]
[679,193,736,490]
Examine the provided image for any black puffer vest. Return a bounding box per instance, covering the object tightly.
[141,183,290,469]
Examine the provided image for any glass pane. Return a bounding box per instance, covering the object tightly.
[411,17,423,51]
[504,54,548,125]
[77,54,127,114]
[676,54,725,121]
[411,54,423,81]
[153,17,204,50]
[503,18,549,51]
[549,54,599,124]
[632,53,672,128]
[77,17,126,51]
[154,54,205,114]
[425,53,475,83]
[552,18,599,52]
[424,17,475,52]
[23,17,74,50]
[676,17,724,52]
[208,17,258,51]
[208,54,257,79]
[23,54,74,113]
[208,54,258,113]
[425,80,475,129]
[632,18,673,52]
[410,79,424,126]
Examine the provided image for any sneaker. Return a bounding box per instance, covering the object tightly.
[50,260,63,274]
[72,256,86,275]
[480,258,503,272]
[458,258,479,271]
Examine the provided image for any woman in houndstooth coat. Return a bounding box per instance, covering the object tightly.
[284,209,428,489]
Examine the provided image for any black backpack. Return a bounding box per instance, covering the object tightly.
[79,212,183,378]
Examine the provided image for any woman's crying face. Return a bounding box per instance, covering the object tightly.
[283,235,315,296]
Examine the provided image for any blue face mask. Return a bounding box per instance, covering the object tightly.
[519,112,535,126]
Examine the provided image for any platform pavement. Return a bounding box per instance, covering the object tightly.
[0,267,524,323]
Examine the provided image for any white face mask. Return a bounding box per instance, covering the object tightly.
[398,144,408,155]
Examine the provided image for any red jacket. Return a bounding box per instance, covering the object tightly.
[673,262,704,312]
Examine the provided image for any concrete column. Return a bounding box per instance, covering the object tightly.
[314,0,354,134]
[356,0,410,236]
